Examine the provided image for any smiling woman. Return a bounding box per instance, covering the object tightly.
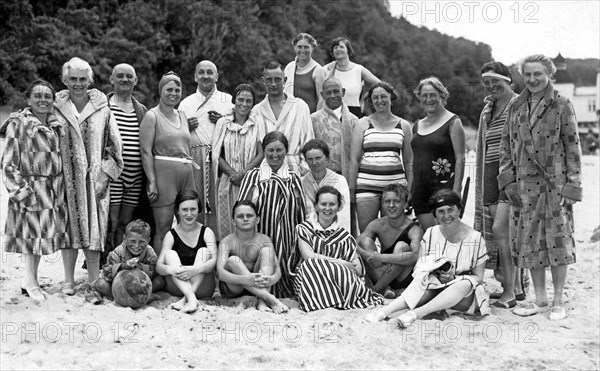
[237,131,305,298]
[139,72,196,256]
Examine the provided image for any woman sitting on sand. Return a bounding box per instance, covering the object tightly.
[365,189,488,327]
[291,186,385,311]
[156,190,217,313]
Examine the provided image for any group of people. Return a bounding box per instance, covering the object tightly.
[2,31,582,324]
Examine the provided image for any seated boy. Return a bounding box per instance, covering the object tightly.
[357,183,424,298]
[216,200,288,314]
[96,219,166,297]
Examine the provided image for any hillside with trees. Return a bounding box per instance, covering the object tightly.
[0,0,515,127]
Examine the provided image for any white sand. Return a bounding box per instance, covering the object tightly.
[1,147,599,369]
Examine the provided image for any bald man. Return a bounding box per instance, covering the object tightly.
[310,76,359,178]
[106,63,149,256]
[179,60,233,237]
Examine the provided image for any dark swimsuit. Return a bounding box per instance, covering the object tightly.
[171,226,207,266]
[381,221,418,289]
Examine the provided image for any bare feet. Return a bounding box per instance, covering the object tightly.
[169,297,186,311]
[181,300,198,314]
[257,299,272,312]
[265,297,289,314]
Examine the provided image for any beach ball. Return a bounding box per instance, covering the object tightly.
[111,269,152,309]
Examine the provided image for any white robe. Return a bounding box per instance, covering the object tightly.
[253,95,314,176]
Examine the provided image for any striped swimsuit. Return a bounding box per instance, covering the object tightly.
[109,102,143,206]
[356,119,407,198]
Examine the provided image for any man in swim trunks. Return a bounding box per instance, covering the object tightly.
[356,183,424,297]
[216,200,289,314]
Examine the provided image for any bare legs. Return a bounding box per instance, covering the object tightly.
[365,243,413,294]
[529,265,567,308]
[489,202,516,303]
[61,249,101,293]
[152,205,175,255]
[416,213,437,231]
[356,197,381,234]
[164,250,215,313]
[108,204,136,249]
[222,256,288,314]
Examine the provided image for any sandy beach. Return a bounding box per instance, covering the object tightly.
[1,146,599,369]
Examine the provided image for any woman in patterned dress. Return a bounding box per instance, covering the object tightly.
[499,54,582,321]
[211,84,266,240]
[237,131,305,298]
[348,81,413,233]
[411,76,465,230]
[54,57,123,301]
[1,80,69,302]
[291,186,384,311]
[365,190,488,327]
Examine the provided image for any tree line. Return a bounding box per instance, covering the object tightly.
[8,0,584,127]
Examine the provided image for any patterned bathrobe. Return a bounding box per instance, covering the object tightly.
[54,89,123,252]
[498,82,582,268]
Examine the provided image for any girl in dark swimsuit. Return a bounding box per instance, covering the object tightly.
[156,190,217,313]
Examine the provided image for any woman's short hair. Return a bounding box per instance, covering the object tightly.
[174,189,202,214]
[62,57,94,83]
[518,54,557,78]
[329,37,354,58]
[366,81,398,111]
[26,79,56,101]
[413,76,449,105]
[315,185,343,208]
[262,131,289,152]
[125,219,151,240]
[480,61,512,83]
[231,200,259,216]
[429,189,462,214]
[231,83,256,105]
[381,183,409,203]
[301,139,330,158]
[292,33,317,49]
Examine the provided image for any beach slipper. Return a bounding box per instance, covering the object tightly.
[489,292,502,300]
[61,282,75,296]
[512,303,548,317]
[396,310,417,329]
[84,285,103,305]
[549,306,567,321]
[515,292,527,301]
[491,298,516,309]
[21,286,46,303]
[365,310,386,323]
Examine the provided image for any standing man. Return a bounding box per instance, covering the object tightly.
[179,60,233,235]
[106,64,148,254]
[311,76,358,178]
[254,61,313,175]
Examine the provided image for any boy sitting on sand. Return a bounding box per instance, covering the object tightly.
[216,201,288,314]
[96,219,166,297]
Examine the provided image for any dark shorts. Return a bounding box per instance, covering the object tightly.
[153,159,195,207]
[218,280,252,298]
[483,161,508,206]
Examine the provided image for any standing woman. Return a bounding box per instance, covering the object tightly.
[140,72,195,255]
[211,84,266,240]
[323,37,380,117]
[284,33,326,113]
[54,57,123,300]
[474,62,522,308]
[1,80,69,302]
[499,54,582,321]
[238,131,305,298]
[411,77,465,230]
[348,82,413,233]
